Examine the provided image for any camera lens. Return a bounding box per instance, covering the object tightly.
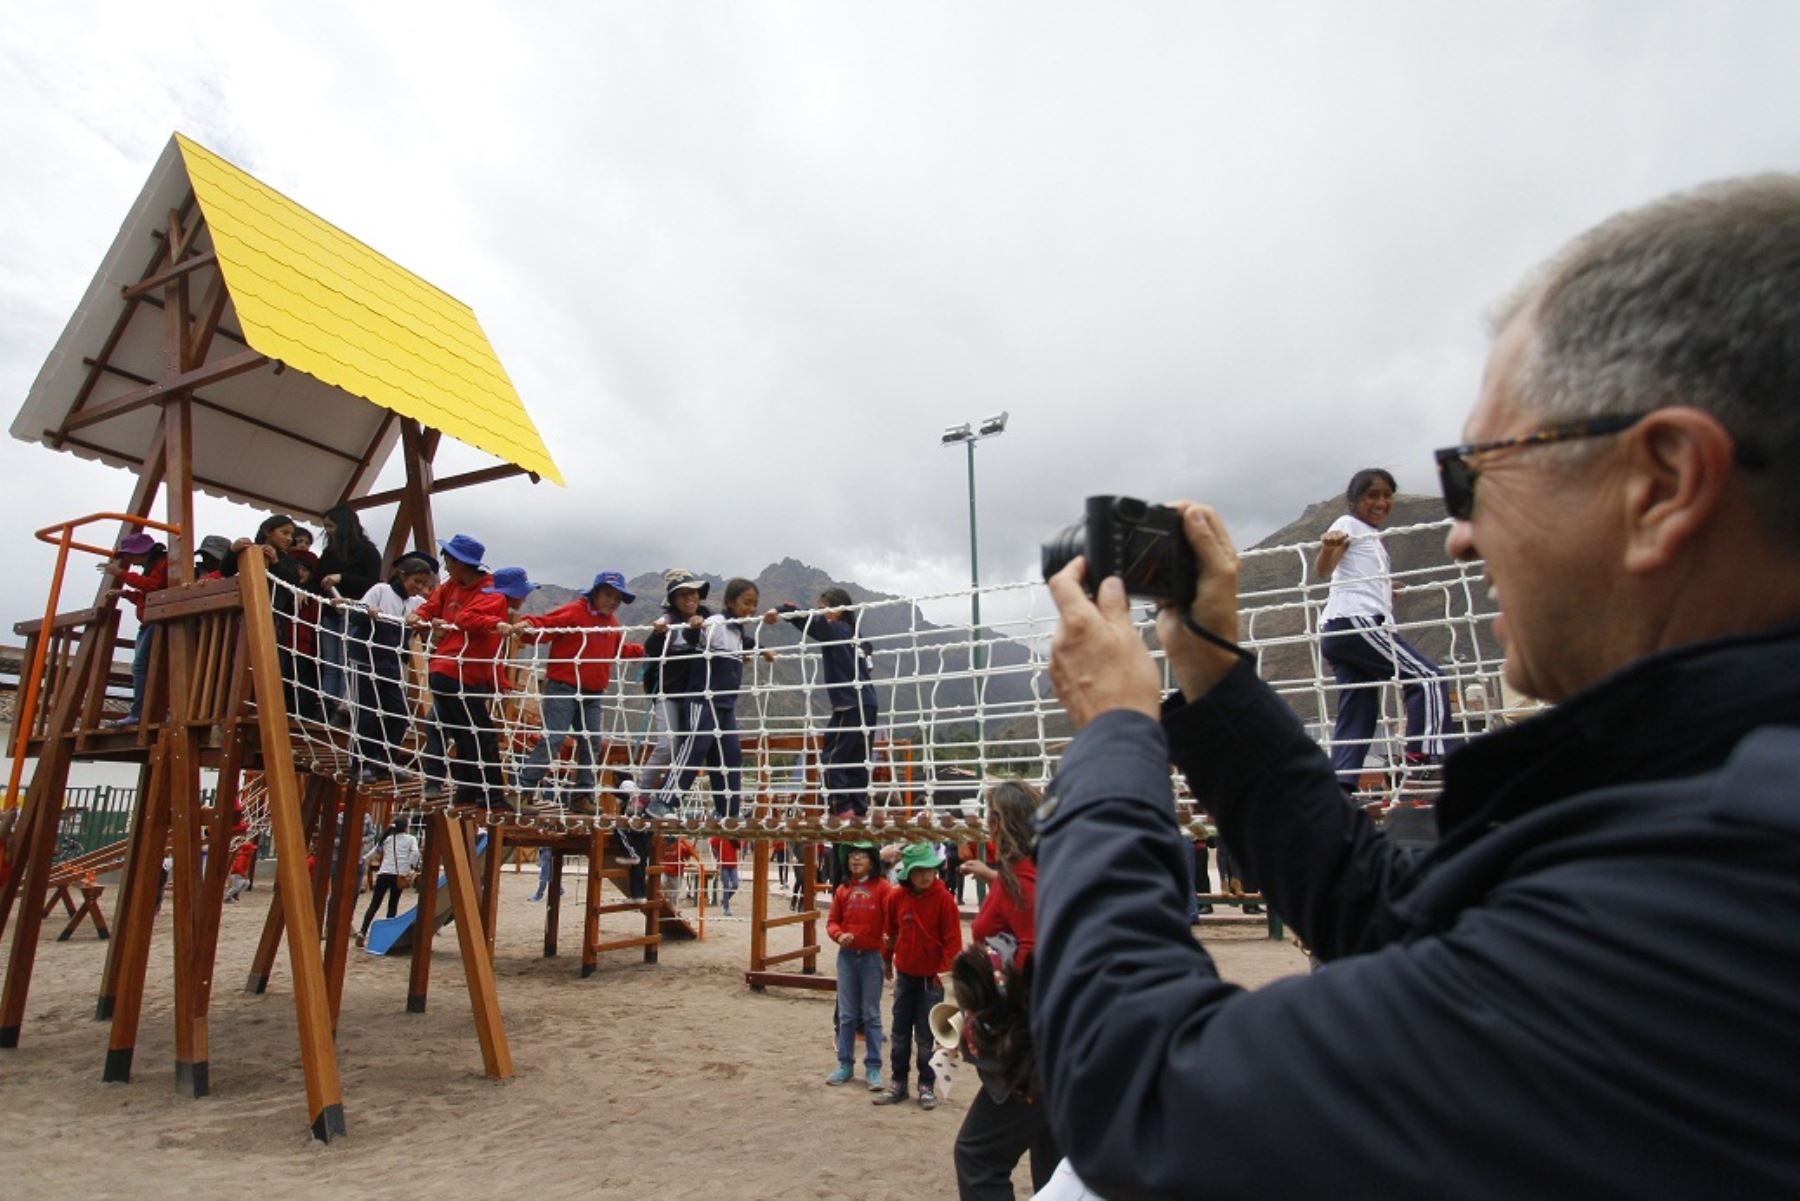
[1040,521,1086,583]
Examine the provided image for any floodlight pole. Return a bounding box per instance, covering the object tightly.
[941,412,1008,678]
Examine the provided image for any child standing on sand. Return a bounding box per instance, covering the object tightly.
[875,842,962,1110]
[825,842,890,1090]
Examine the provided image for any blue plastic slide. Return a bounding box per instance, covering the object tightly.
[363,830,490,956]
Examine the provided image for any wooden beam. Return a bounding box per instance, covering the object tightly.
[235,549,346,1141]
[123,252,217,299]
[62,193,196,428]
[186,265,231,366]
[479,823,504,956]
[324,782,367,1030]
[405,817,440,1013]
[347,464,531,512]
[581,831,603,978]
[543,850,563,958]
[163,615,208,1094]
[80,360,363,465]
[63,349,270,436]
[435,812,512,1079]
[335,410,396,506]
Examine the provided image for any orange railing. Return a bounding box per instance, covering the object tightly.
[5,513,182,809]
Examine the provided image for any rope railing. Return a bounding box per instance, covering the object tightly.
[234,519,1517,840]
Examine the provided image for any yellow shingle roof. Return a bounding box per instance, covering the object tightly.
[176,134,562,485]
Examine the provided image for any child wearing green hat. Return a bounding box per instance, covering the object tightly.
[826,842,891,1090]
[875,841,963,1110]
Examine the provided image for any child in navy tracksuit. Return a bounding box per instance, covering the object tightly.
[666,578,769,817]
[765,588,880,817]
[646,571,711,810]
[877,842,963,1110]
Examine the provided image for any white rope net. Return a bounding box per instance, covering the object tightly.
[251,518,1521,841]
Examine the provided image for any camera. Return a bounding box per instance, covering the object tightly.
[1041,495,1198,607]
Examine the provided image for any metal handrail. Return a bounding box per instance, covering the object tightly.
[5,513,183,808]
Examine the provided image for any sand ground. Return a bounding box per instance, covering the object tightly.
[0,865,1307,1200]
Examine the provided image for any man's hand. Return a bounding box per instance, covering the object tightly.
[1047,557,1162,729]
[1154,501,1245,702]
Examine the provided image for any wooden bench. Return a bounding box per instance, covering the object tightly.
[40,839,131,941]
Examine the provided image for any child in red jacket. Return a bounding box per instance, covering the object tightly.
[100,532,168,726]
[876,842,963,1110]
[826,842,890,1090]
[512,570,645,813]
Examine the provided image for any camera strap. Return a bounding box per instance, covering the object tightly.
[1180,611,1256,665]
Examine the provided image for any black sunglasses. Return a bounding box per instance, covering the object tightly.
[1433,413,1648,520]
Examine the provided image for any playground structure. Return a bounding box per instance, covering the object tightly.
[0,133,1524,1144]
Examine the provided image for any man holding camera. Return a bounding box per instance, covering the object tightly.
[1033,176,1800,1198]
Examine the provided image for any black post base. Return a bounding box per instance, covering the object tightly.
[102,1046,133,1082]
[246,973,268,995]
[0,1025,19,1049]
[94,995,115,1021]
[405,993,426,1014]
[580,963,595,978]
[175,1059,209,1098]
[310,1102,347,1144]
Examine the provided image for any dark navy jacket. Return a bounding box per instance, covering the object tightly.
[787,612,877,711]
[1033,624,1800,1199]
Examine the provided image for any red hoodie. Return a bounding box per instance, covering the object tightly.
[521,598,646,691]
[827,875,890,953]
[970,857,1036,968]
[117,558,169,621]
[414,573,500,685]
[885,877,962,976]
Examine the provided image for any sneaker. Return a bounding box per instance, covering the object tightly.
[872,1084,909,1106]
[865,1066,884,1091]
[918,1086,937,1111]
[528,892,545,903]
[825,1064,854,1086]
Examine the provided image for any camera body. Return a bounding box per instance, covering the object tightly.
[1041,495,1198,607]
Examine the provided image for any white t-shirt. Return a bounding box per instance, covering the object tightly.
[360,581,426,621]
[374,831,422,877]
[1320,514,1392,622]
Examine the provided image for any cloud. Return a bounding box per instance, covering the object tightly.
[4,0,1799,634]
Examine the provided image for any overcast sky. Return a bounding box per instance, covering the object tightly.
[4,1,1798,633]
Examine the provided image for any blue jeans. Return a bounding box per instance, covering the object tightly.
[520,680,602,793]
[319,607,347,704]
[890,970,943,1087]
[127,624,155,720]
[834,948,884,1068]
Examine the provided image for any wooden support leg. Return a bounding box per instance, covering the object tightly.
[96,763,155,1020]
[581,831,602,979]
[163,618,210,1097]
[0,749,77,1047]
[479,822,504,956]
[748,837,770,990]
[324,783,367,1030]
[245,780,326,994]
[543,849,562,959]
[102,760,173,1081]
[406,818,440,1013]
[435,812,511,1078]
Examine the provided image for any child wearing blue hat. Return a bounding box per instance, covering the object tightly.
[411,539,534,812]
[512,570,647,813]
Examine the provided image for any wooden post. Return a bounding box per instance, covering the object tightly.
[235,548,346,1141]
[480,822,504,956]
[246,778,327,994]
[581,830,602,978]
[406,817,440,1013]
[748,837,770,990]
[434,811,511,1078]
[103,738,175,1080]
[324,783,368,1029]
[162,612,208,1096]
[0,619,102,1046]
[543,849,563,958]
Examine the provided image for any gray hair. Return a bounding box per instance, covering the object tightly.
[1496,174,1800,550]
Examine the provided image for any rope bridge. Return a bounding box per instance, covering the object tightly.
[254,518,1512,841]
